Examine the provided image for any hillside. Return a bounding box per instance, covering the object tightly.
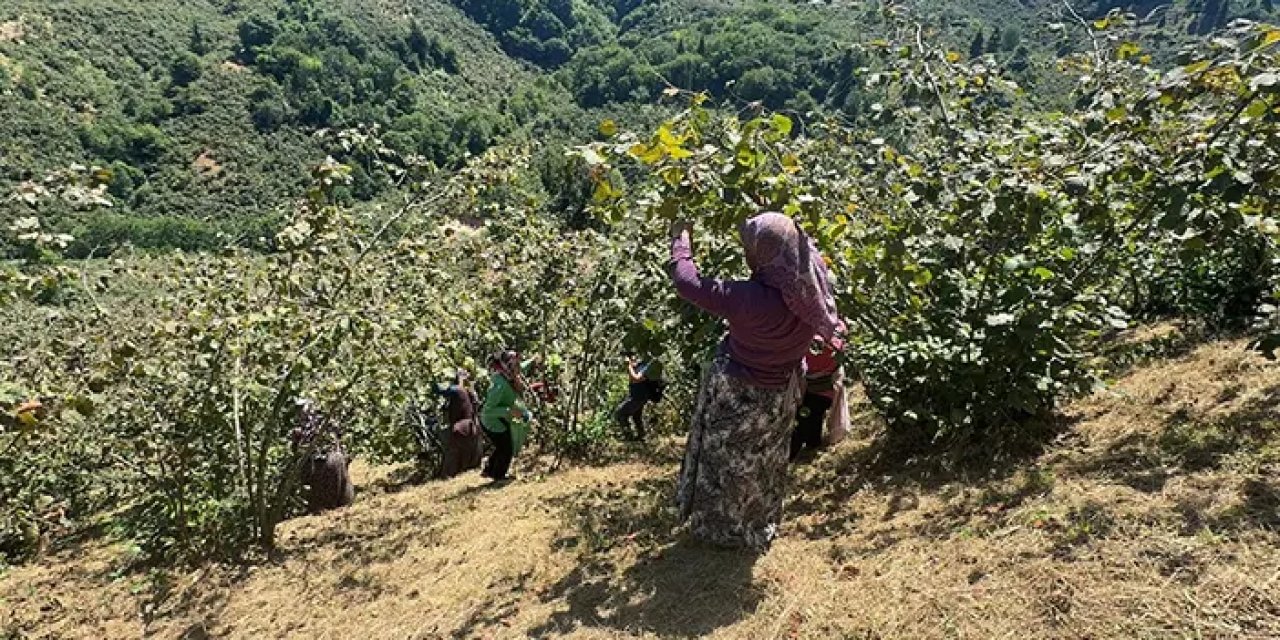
[4,0,1278,257]
[3,331,1278,639]
[0,0,546,252]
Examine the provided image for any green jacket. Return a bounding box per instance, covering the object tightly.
[480,373,527,433]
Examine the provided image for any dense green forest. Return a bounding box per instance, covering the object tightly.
[0,0,569,254]
[3,0,1277,257]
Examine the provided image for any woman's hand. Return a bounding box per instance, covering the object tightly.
[669,219,692,242]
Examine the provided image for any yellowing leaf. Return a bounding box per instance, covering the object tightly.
[1184,59,1212,75]
[946,51,962,63]
[598,119,618,138]
[1116,41,1141,61]
[16,409,39,431]
[781,153,801,173]
[592,180,621,202]
[630,143,665,165]
[1259,28,1280,50]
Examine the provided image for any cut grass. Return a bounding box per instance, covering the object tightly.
[2,337,1279,639]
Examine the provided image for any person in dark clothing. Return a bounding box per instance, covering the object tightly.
[438,369,483,479]
[300,450,355,513]
[791,388,832,460]
[790,327,845,461]
[615,356,664,441]
[291,400,355,513]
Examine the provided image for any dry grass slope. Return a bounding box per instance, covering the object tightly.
[2,335,1278,639]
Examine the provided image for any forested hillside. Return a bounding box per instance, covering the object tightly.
[4,0,1277,258]
[0,0,556,253]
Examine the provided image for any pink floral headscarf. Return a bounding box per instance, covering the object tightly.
[739,213,840,340]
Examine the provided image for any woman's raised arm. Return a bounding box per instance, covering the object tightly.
[668,223,736,318]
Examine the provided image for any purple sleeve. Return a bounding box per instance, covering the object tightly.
[669,233,737,318]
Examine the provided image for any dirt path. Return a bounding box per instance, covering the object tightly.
[3,339,1279,639]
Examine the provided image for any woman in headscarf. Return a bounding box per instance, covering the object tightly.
[479,350,531,482]
[437,368,483,479]
[669,213,839,550]
[290,399,355,513]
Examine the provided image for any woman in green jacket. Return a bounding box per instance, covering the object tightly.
[480,350,531,482]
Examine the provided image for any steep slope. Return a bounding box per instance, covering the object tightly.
[3,332,1278,638]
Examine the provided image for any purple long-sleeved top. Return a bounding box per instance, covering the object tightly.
[669,233,814,389]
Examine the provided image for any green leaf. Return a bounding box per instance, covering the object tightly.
[771,113,793,137]
[659,166,684,187]
[1245,99,1270,119]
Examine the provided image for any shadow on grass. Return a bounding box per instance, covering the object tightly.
[1097,321,1207,380]
[1229,478,1280,530]
[363,463,431,495]
[1065,383,1280,496]
[530,476,763,638]
[275,508,443,568]
[531,541,763,638]
[786,412,1074,542]
[445,570,536,640]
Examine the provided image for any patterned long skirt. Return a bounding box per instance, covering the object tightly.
[675,358,801,551]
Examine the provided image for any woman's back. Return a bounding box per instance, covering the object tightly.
[441,385,476,425]
[481,374,516,428]
[670,236,814,389]
[719,280,814,388]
